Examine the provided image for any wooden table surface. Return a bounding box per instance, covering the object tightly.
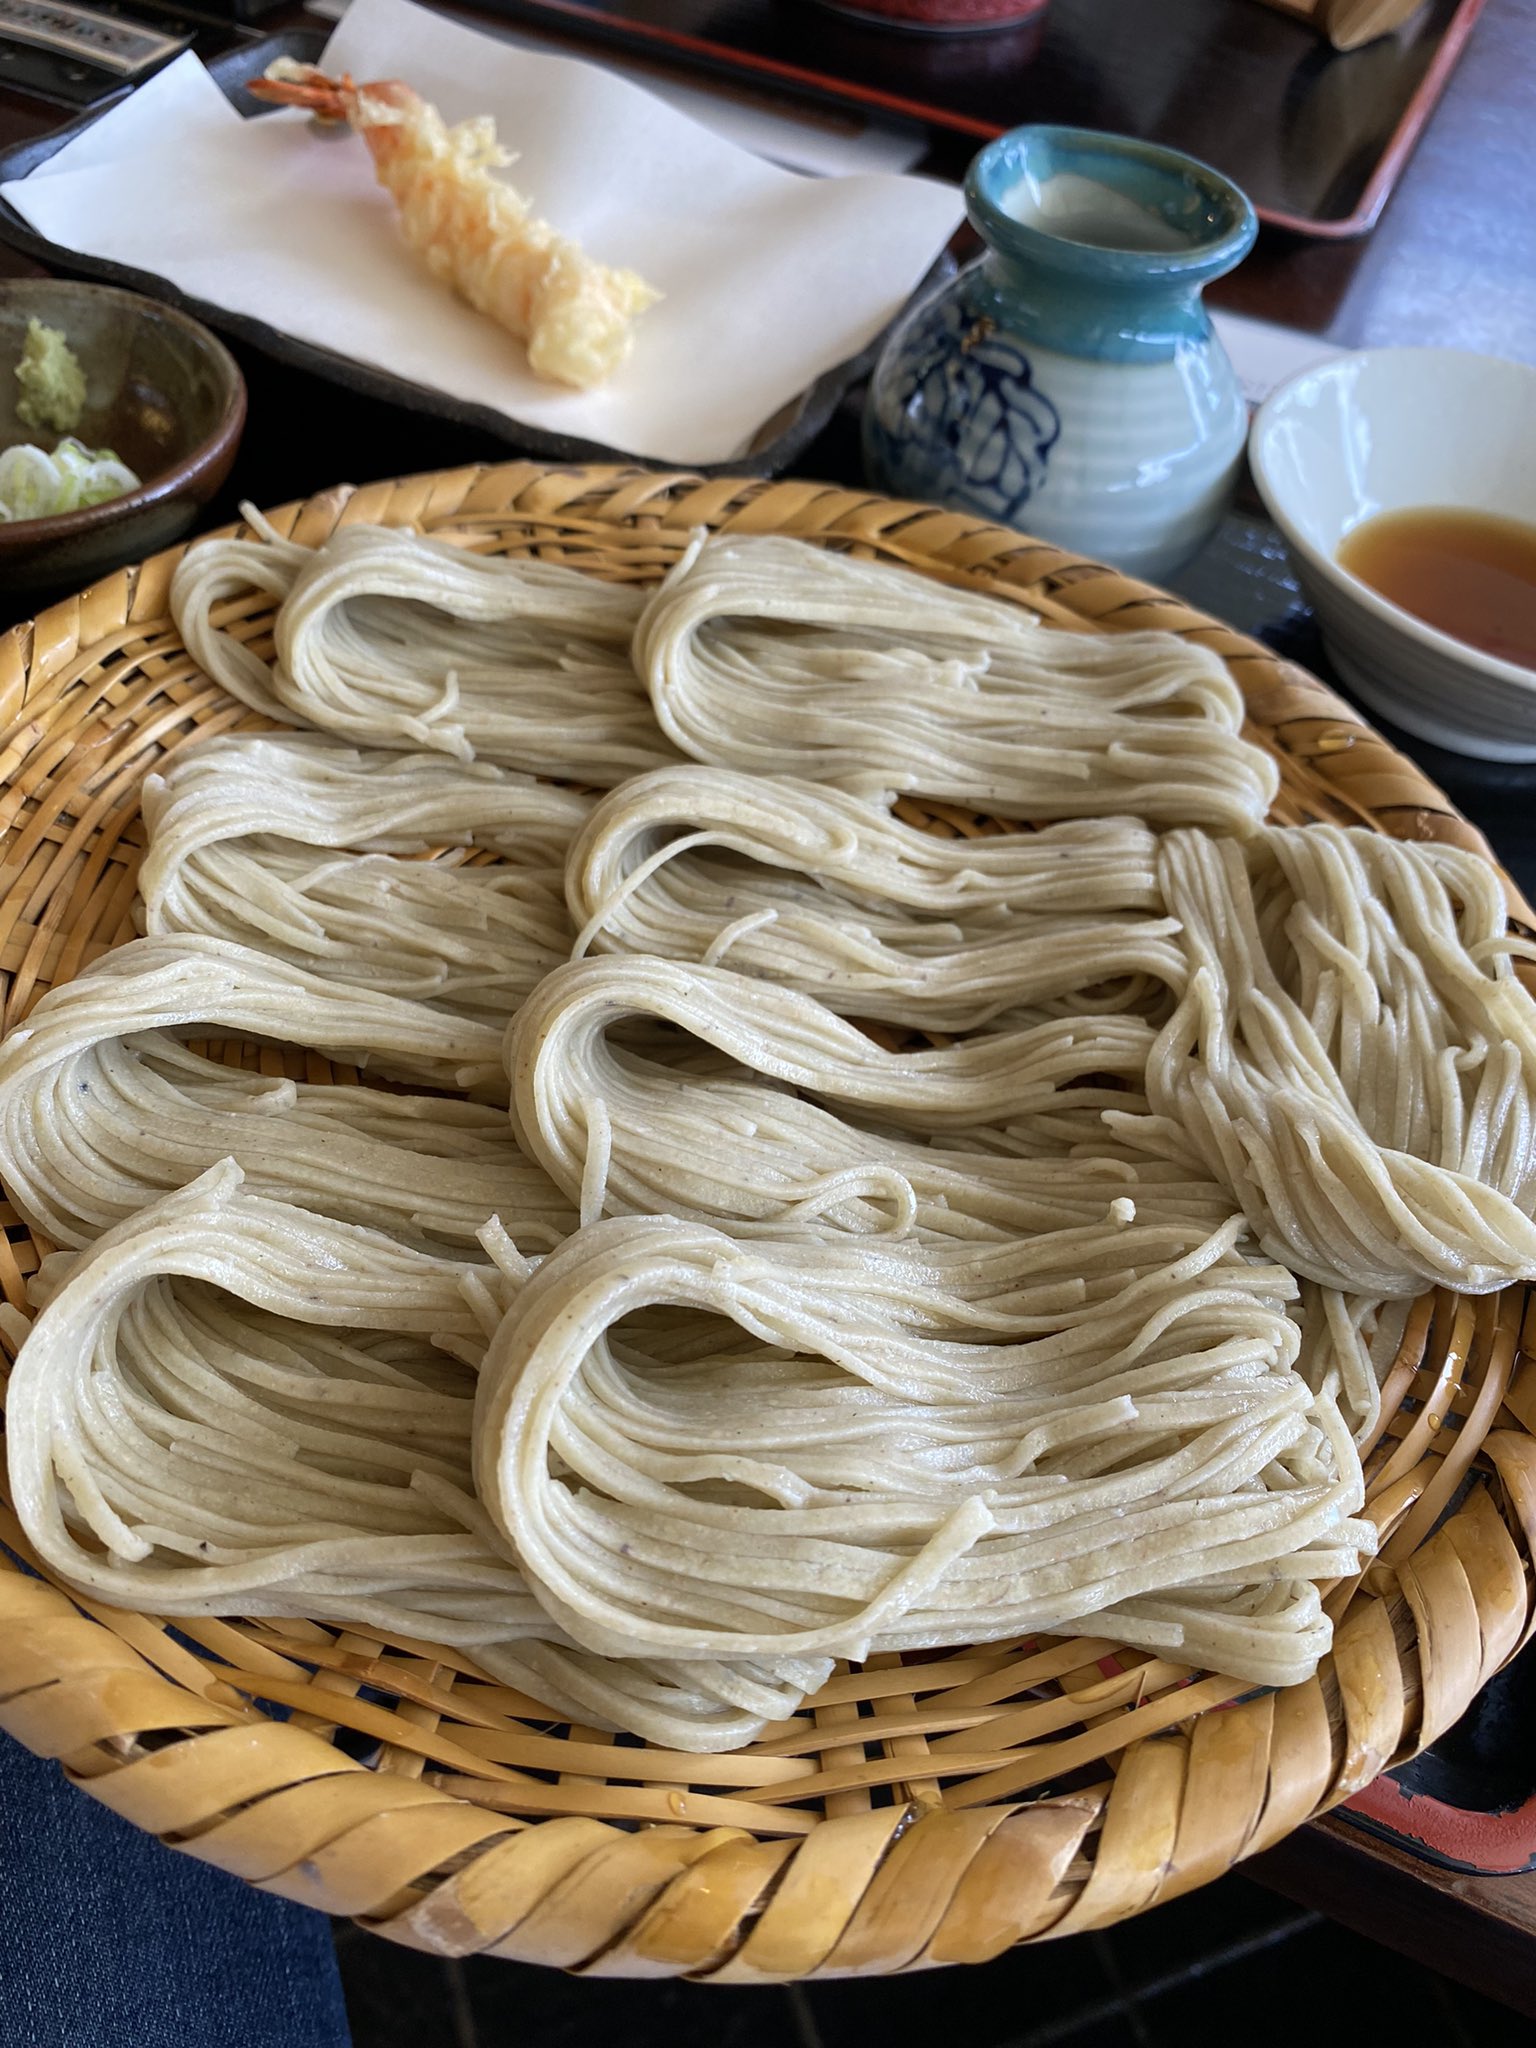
[1,0,1535,2009]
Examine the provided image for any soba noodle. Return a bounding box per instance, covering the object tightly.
[9,526,1524,1750]
[634,534,1279,832]
[142,733,588,1023]
[174,521,673,783]
[475,1212,1370,1687]
[3,1164,828,1749]
[0,936,572,1252]
[508,953,1232,1240]
[1119,825,1536,1296]
[566,765,1182,1030]
[167,522,308,721]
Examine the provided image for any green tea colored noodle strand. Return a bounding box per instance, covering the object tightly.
[0,936,572,1252]
[506,954,1212,1241]
[633,534,1278,832]
[142,733,589,1024]
[1119,824,1536,1297]
[474,1213,1370,1686]
[566,765,1183,1031]
[3,1165,827,1751]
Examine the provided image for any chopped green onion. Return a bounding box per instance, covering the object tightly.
[0,436,141,522]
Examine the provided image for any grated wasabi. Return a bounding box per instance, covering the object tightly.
[15,318,86,436]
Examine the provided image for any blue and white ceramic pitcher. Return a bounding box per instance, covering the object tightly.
[864,127,1258,581]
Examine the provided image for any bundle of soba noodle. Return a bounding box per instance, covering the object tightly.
[3,1164,826,1750]
[0,935,573,1252]
[508,954,1193,1230]
[507,954,1236,1236]
[1116,825,1536,1297]
[170,520,671,783]
[634,534,1279,832]
[140,733,588,1022]
[166,519,309,716]
[2,1159,1368,1731]
[473,1212,1368,1687]
[507,949,1397,1440]
[566,765,1183,1030]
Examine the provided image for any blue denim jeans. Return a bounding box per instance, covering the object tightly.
[0,1731,352,2048]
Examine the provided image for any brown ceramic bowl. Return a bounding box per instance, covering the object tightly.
[0,279,245,595]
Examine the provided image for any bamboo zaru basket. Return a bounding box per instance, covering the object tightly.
[0,461,1533,1980]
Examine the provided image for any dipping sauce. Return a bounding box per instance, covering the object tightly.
[1337,506,1536,672]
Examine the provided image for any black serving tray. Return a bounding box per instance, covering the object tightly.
[0,26,946,476]
[473,0,1488,240]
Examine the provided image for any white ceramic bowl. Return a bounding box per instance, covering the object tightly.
[1250,346,1536,762]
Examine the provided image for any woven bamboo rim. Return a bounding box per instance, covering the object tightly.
[0,461,1533,1979]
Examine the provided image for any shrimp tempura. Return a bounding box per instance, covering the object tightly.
[254,61,660,389]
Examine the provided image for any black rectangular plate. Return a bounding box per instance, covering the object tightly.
[472,0,1487,238]
[0,27,944,475]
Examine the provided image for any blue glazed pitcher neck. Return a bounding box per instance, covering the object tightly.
[972,251,1210,363]
[964,126,1257,366]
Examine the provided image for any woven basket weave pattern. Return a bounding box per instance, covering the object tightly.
[0,462,1532,1978]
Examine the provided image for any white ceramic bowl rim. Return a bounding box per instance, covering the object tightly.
[1251,345,1536,698]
